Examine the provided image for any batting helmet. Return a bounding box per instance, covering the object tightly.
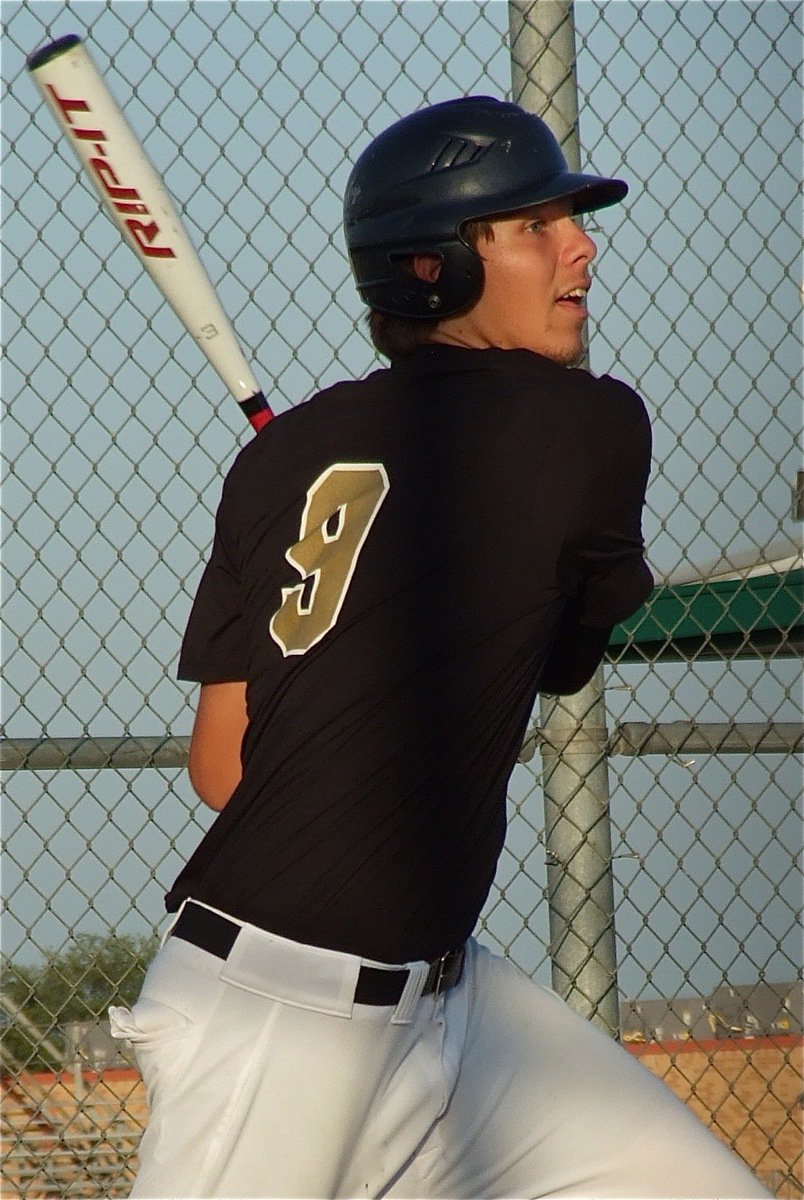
[344,96,627,319]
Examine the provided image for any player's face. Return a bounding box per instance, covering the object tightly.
[437,199,598,366]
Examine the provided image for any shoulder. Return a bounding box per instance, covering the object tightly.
[557,363,651,440]
[555,360,648,423]
[594,371,649,423]
[489,350,649,430]
[222,368,393,484]
[242,372,384,441]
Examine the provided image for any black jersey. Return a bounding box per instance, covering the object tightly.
[168,345,653,962]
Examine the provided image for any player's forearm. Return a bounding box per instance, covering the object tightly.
[188,752,242,811]
[187,680,248,811]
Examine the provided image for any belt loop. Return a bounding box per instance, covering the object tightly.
[160,899,188,949]
[390,962,429,1025]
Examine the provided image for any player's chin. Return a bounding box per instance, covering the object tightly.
[544,311,587,366]
[542,340,585,368]
[519,323,585,366]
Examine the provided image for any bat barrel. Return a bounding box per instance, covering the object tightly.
[27,34,82,72]
[28,34,273,432]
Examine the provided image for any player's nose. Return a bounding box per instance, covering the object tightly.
[566,218,597,264]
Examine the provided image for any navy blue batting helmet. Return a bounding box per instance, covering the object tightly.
[344,96,627,319]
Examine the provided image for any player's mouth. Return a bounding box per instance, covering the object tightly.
[555,286,589,315]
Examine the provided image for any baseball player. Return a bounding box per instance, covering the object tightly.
[111,97,769,1198]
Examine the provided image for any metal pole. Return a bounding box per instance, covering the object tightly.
[508,0,581,155]
[508,0,620,1035]
[610,721,804,757]
[0,990,65,1069]
[538,685,619,1033]
[0,735,190,772]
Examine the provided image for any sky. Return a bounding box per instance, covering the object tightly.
[1,0,801,999]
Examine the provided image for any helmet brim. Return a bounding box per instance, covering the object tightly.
[469,171,628,222]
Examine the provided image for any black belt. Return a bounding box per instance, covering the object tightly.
[171,902,465,1007]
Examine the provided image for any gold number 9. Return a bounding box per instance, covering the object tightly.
[269,463,390,656]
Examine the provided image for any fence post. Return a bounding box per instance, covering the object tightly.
[538,683,619,1034]
[507,0,620,1035]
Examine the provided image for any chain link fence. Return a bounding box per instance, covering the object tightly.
[2,1,801,1196]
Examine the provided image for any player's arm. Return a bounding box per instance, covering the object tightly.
[540,391,653,696]
[539,611,612,695]
[187,680,249,811]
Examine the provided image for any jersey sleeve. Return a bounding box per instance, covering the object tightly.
[538,385,653,696]
[177,479,249,683]
[565,384,654,629]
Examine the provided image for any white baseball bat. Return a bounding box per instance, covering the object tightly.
[27,34,272,433]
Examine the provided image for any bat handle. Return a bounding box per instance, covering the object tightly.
[241,391,273,432]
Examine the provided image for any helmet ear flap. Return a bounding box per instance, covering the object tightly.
[351,239,485,319]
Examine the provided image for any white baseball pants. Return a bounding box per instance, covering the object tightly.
[110,900,769,1198]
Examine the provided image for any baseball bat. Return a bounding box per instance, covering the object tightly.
[27,34,272,433]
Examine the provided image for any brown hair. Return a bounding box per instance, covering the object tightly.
[366,218,494,359]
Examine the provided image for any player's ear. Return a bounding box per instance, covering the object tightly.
[411,254,442,283]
